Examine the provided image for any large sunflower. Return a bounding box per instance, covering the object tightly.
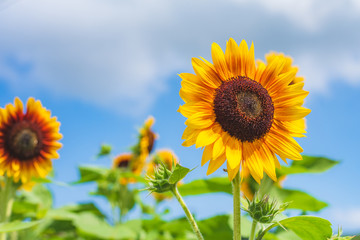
[0,97,62,183]
[178,39,310,182]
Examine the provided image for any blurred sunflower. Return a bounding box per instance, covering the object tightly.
[112,153,143,184]
[178,38,310,182]
[0,98,62,183]
[146,149,179,201]
[139,116,156,156]
[131,116,157,171]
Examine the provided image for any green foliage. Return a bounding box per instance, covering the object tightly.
[258,216,332,240]
[73,165,108,184]
[1,130,349,240]
[269,187,328,212]
[97,144,112,158]
[177,177,232,196]
[277,155,339,176]
[168,164,191,184]
[0,220,42,233]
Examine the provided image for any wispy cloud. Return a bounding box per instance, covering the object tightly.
[0,0,359,115]
[324,207,360,233]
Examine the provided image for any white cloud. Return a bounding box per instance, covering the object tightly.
[325,207,360,232]
[0,0,360,115]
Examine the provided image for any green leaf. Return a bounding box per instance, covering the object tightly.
[277,156,339,176]
[198,215,232,240]
[177,177,232,196]
[97,144,112,158]
[61,202,106,219]
[259,216,332,240]
[73,165,108,184]
[270,187,328,212]
[168,164,190,184]
[0,220,42,233]
[72,212,136,239]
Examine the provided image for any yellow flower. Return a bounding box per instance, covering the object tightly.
[146,149,179,201]
[112,153,143,184]
[0,98,62,183]
[139,116,156,156]
[178,39,310,182]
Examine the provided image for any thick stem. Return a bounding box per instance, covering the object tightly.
[249,219,258,240]
[171,186,204,240]
[0,177,16,240]
[232,170,241,240]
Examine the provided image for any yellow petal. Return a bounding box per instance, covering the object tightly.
[227,162,240,181]
[212,136,225,160]
[246,42,256,79]
[185,112,215,129]
[211,42,230,81]
[266,130,303,160]
[192,58,222,88]
[239,40,249,76]
[201,144,214,166]
[225,38,240,77]
[226,139,242,169]
[207,153,226,175]
[196,124,221,148]
[274,106,311,121]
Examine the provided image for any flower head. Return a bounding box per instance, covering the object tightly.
[112,153,143,184]
[131,116,157,171]
[178,39,310,182]
[0,98,62,183]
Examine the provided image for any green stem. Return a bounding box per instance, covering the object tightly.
[249,220,257,240]
[0,177,16,240]
[171,186,204,240]
[232,170,241,240]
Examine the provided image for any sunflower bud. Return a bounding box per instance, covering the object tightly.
[146,161,190,194]
[146,161,173,193]
[243,194,289,224]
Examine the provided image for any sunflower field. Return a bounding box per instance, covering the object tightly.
[0,37,358,240]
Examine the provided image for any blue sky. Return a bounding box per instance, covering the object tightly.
[1,0,360,233]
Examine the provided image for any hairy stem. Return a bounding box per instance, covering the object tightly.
[171,186,204,240]
[249,219,258,240]
[232,170,242,240]
[0,177,16,240]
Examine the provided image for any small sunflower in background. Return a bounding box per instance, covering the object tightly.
[139,116,156,156]
[131,116,157,171]
[112,153,144,184]
[0,97,62,184]
[178,38,310,182]
[146,149,179,201]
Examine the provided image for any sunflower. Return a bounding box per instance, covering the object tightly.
[113,153,144,184]
[0,97,62,183]
[178,39,310,182]
[139,116,156,157]
[146,149,179,201]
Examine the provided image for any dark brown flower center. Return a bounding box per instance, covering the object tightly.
[6,121,42,161]
[147,131,155,153]
[117,160,130,168]
[213,76,274,142]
